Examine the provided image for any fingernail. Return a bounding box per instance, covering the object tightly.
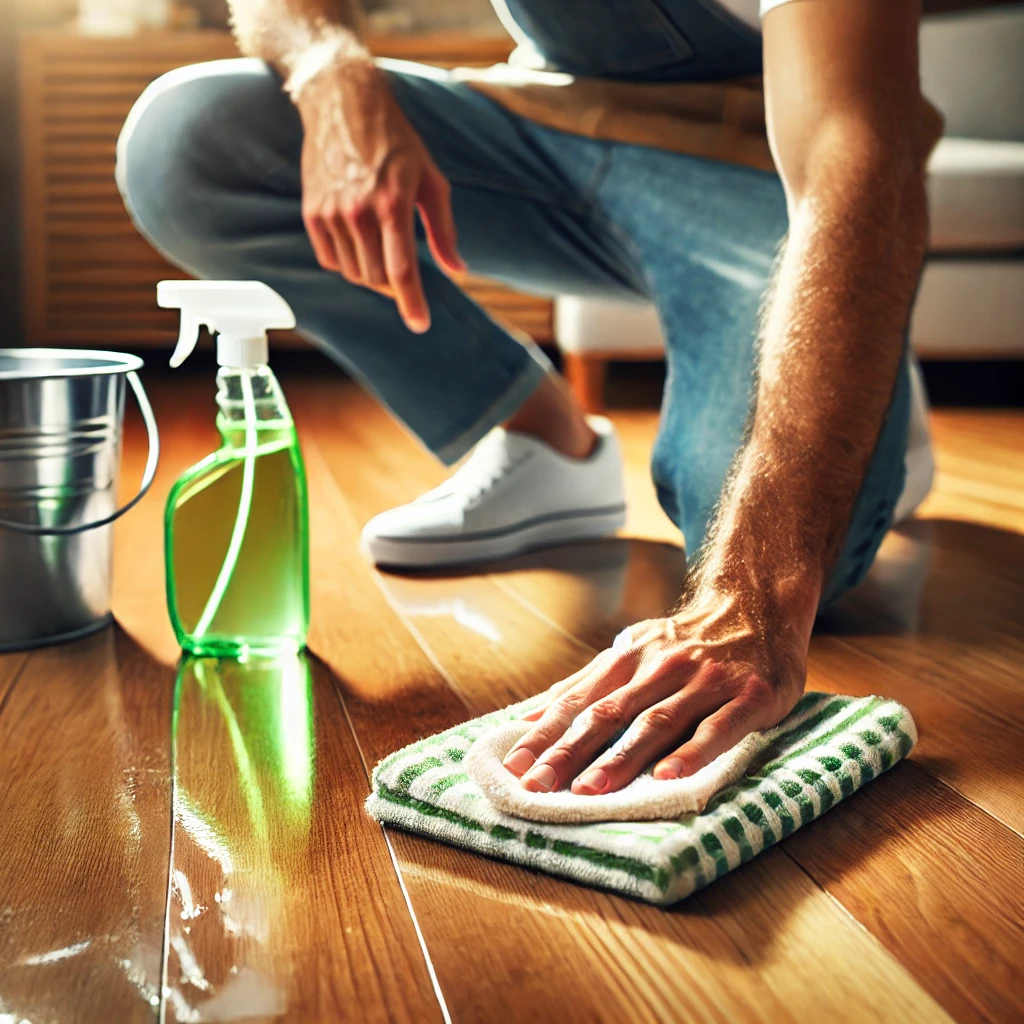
[654,758,686,780]
[503,748,536,777]
[574,768,608,795]
[522,763,557,792]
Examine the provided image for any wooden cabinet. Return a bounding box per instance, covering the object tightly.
[18,29,553,348]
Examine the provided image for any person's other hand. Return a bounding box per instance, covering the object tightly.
[502,590,810,795]
[296,60,465,333]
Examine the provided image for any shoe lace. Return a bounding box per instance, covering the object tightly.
[442,433,527,510]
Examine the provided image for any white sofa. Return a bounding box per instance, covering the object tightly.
[556,5,1024,411]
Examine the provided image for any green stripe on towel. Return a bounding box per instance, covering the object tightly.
[365,692,916,906]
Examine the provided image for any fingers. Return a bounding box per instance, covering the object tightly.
[347,203,388,290]
[503,641,782,798]
[303,209,341,272]
[501,649,629,783]
[381,197,430,333]
[305,191,431,334]
[653,696,767,781]
[302,152,460,333]
[570,675,725,795]
[305,204,361,282]
[517,660,605,724]
[526,670,695,794]
[504,647,697,794]
[323,213,361,282]
[418,165,466,276]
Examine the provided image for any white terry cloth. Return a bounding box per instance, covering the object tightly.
[466,721,767,824]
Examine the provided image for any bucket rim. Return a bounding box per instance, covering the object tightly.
[0,348,145,381]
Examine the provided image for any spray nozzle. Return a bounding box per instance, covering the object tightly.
[157,280,296,369]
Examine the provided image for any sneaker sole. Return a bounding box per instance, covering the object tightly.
[363,504,627,569]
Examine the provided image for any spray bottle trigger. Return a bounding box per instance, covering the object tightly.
[169,313,206,369]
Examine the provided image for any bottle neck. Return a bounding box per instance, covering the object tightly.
[215,365,293,446]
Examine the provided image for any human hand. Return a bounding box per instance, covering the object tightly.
[502,588,813,795]
[296,60,465,333]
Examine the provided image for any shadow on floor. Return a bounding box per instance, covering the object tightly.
[375,517,1023,648]
[388,754,936,969]
[818,517,1024,639]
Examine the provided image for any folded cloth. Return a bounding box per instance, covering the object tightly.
[366,691,917,906]
[466,722,765,824]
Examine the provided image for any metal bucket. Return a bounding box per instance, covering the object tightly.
[0,350,159,651]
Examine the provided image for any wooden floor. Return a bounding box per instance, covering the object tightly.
[0,370,1021,1023]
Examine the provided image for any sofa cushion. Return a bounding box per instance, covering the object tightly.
[920,6,1024,142]
[556,258,1024,360]
[927,138,1024,252]
[911,260,1024,357]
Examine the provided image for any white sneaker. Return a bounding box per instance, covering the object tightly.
[893,357,935,524]
[361,416,626,568]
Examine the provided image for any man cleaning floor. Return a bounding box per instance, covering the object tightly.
[117,0,939,801]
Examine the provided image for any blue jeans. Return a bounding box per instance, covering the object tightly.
[117,2,910,605]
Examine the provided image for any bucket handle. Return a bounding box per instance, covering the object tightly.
[0,370,160,536]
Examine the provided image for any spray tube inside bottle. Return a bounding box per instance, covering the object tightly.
[159,281,310,656]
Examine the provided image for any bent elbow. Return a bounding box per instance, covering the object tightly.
[788,109,936,253]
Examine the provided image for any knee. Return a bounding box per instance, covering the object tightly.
[117,58,287,262]
[650,437,684,530]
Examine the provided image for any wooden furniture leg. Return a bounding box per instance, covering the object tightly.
[562,352,608,414]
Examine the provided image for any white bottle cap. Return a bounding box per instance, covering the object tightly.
[156,280,295,369]
[217,334,270,369]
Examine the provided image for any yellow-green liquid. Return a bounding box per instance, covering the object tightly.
[167,430,309,657]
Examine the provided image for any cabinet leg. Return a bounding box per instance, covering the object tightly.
[562,353,608,415]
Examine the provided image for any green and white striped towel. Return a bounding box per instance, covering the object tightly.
[365,691,917,906]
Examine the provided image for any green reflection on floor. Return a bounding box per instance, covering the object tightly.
[174,652,315,847]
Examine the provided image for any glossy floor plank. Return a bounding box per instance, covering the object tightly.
[296,387,960,1024]
[3,369,1020,1023]
[924,410,1024,533]
[391,832,954,1024]
[296,377,1024,1024]
[0,652,27,707]
[298,434,663,1022]
[0,630,172,1023]
[119,384,446,1024]
[302,434,474,764]
[166,653,443,1023]
[783,760,1024,1024]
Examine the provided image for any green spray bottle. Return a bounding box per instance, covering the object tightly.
[158,280,310,657]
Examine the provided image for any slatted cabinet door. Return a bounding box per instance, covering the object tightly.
[19,29,553,348]
[20,31,238,346]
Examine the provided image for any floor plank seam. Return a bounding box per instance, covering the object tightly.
[778,846,915,972]
[0,654,30,721]
[908,758,1024,843]
[492,576,598,656]
[323,654,453,1024]
[831,635,1023,730]
[368,572,477,718]
[380,827,454,1024]
[303,430,476,719]
[158,719,178,1024]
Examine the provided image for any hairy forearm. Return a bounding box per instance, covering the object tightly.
[227,0,369,94]
[694,147,929,621]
